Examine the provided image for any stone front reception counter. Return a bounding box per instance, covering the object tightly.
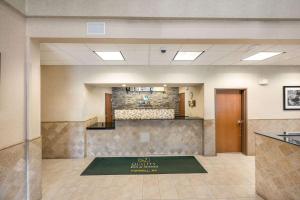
[86,118,203,157]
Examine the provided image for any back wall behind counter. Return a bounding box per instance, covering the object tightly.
[41,65,300,155]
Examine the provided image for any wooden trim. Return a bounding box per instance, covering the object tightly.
[29,136,41,142]
[0,141,25,152]
[241,89,248,155]
[105,93,113,123]
[42,116,97,123]
[248,118,300,120]
[214,88,248,155]
[34,38,300,45]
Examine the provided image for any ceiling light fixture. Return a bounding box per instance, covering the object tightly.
[163,84,167,87]
[242,52,283,61]
[94,51,125,61]
[173,51,204,61]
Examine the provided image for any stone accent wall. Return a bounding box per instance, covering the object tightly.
[41,117,97,158]
[203,119,216,156]
[112,87,179,115]
[248,119,300,156]
[115,109,175,120]
[87,119,203,156]
[0,143,26,200]
[256,134,300,200]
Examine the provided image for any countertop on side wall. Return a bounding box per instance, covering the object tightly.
[255,131,300,146]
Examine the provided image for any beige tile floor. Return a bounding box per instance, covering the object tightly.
[42,153,264,200]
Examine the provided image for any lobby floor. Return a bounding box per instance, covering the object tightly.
[42,153,263,200]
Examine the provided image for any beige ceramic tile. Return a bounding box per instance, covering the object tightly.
[42,153,258,200]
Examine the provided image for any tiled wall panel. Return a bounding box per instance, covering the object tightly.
[41,117,97,158]
[203,119,216,156]
[87,119,203,156]
[248,119,300,155]
[0,143,26,200]
[28,138,42,200]
[256,134,300,200]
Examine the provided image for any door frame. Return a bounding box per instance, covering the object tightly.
[105,93,112,123]
[214,88,248,155]
[179,92,185,117]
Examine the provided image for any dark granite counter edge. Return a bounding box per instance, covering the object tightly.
[255,132,300,147]
[86,122,115,130]
[86,117,203,130]
[115,117,204,121]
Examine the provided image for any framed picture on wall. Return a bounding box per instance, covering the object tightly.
[283,86,300,110]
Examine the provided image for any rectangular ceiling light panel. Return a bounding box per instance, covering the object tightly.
[95,51,125,61]
[174,51,204,61]
[243,52,283,61]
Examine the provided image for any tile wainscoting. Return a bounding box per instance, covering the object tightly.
[0,137,43,200]
[28,138,42,200]
[0,142,26,200]
[87,119,203,156]
[41,117,97,158]
[256,134,300,200]
[203,119,300,156]
[203,119,216,156]
[248,119,300,155]
[41,118,299,158]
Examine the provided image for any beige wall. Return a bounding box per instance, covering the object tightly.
[41,66,111,122]
[25,0,300,19]
[27,18,300,40]
[3,0,26,14]
[28,39,41,140]
[179,86,204,118]
[42,65,300,122]
[84,86,112,122]
[0,2,26,149]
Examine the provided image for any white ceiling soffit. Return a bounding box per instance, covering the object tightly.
[40,43,300,66]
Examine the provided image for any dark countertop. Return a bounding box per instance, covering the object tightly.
[87,122,115,130]
[115,116,204,121]
[255,131,300,146]
[87,117,203,130]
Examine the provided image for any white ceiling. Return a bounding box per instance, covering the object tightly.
[40,43,300,66]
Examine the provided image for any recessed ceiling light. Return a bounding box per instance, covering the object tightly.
[122,84,126,87]
[173,51,204,61]
[94,51,125,61]
[242,52,283,61]
[163,84,167,87]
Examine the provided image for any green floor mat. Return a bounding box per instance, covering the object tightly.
[81,156,207,175]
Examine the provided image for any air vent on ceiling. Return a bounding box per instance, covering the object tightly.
[86,22,105,35]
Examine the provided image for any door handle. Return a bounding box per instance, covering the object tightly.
[237,120,243,124]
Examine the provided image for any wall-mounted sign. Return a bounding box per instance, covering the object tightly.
[126,87,165,93]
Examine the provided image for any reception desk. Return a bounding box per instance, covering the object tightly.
[86,117,204,157]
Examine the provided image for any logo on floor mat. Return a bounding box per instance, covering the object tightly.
[130,158,159,173]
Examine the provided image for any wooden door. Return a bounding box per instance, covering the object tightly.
[179,93,185,116]
[216,90,242,153]
[105,93,112,123]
